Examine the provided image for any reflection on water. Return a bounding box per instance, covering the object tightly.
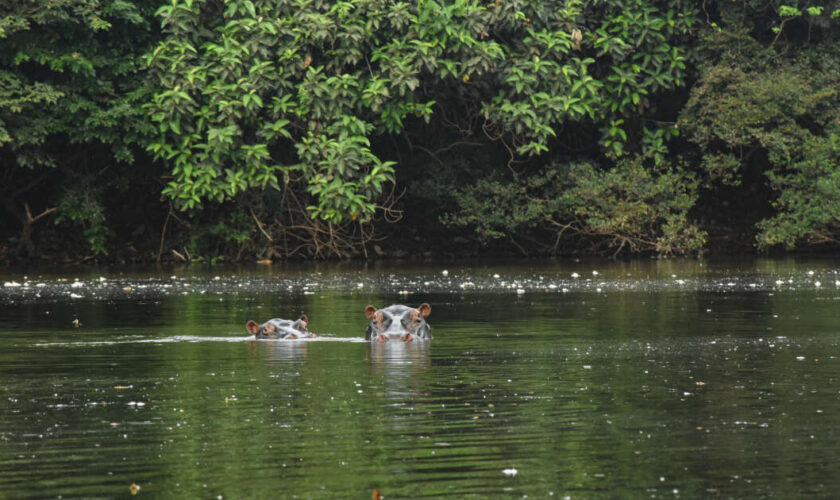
[368,342,432,400]
[368,341,431,368]
[248,336,310,361]
[3,258,840,498]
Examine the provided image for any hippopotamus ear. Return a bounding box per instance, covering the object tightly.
[246,320,260,335]
[418,303,431,317]
[365,305,378,319]
[296,315,308,330]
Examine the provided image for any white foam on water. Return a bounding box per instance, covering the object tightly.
[36,335,368,347]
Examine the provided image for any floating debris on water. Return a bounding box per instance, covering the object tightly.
[3,267,840,305]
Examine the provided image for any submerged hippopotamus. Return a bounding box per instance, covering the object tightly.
[364,303,432,342]
[246,315,315,339]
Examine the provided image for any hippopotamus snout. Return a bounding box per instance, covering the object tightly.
[246,315,315,339]
[365,304,432,342]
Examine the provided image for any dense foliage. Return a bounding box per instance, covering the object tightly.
[2,0,840,262]
[0,0,160,258]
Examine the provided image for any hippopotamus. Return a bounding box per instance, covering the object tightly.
[246,315,315,339]
[364,304,432,342]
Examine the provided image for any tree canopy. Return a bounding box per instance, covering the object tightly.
[2,0,840,262]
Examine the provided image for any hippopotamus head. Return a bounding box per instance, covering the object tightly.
[246,315,314,339]
[364,304,432,342]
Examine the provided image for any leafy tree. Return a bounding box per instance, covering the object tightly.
[8,0,840,260]
[681,1,840,250]
[147,0,698,257]
[0,0,159,257]
[442,158,704,256]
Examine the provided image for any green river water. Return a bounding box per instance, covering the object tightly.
[2,258,840,498]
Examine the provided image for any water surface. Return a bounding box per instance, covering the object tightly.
[2,258,840,498]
